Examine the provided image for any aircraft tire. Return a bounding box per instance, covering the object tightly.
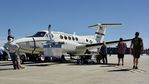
[20,55,26,64]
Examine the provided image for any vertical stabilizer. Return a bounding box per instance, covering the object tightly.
[88,23,123,43]
[95,26,106,43]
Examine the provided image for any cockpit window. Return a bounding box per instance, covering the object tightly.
[32,32,46,37]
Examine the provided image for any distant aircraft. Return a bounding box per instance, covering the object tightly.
[8,23,131,62]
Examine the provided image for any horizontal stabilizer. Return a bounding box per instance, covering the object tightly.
[88,23,123,28]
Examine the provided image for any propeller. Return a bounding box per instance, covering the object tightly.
[48,24,54,43]
[7,29,14,40]
[8,29,11,36]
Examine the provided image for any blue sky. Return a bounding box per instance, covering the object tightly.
[0,0,149,48]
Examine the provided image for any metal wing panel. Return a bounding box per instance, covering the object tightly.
[86,39,132,47]
[76,39,132,49]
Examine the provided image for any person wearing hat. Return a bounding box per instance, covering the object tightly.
[130,32,144,69]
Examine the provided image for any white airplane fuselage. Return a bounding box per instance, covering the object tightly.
[14,23,125,60]
[16,30,97,56]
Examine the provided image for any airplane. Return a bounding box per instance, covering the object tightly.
[8,23,131,62]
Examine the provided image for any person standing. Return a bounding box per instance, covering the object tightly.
[96,48,101,64]
[117,38,127,66]
[0,48,3,60]
[4,37,23,70]
[130,32,144,69]
[100,42,108,64]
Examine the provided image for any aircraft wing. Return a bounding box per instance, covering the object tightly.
[77,38,132,49]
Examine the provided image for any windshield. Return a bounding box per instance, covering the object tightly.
[32,32,46,37]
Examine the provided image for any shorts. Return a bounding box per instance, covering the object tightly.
[132,50,141,58]
[118,53,124,58]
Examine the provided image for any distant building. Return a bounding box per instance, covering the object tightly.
[144,48,149,55]
[107,47,149,55]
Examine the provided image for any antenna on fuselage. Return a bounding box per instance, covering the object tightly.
[73,32,76,36]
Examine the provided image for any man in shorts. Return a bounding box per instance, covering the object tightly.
[130,32,144,69]
[100,42,108,64]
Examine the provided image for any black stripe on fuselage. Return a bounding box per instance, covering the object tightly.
[32,37,36,55]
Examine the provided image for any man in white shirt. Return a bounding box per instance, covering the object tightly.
[4,36,24,70]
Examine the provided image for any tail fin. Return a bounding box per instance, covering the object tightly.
[88,23,123,43]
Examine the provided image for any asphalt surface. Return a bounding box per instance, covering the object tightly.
[0,54,149,84]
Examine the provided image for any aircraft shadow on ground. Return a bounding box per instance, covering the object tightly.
[26,63,53,67]
[99,63,118,67]
[24,61,62,67]
[66,62,117,66]
[67,63,99,66]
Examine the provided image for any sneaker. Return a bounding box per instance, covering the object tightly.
[133,66,135,69]
[135,66,138,69]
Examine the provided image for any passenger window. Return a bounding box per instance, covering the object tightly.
[68,36,71,40]
[72,37,75,41]
[75,37,78,41]
[60,35,63,39]
[64,36,67,40]
[86,39,88,42]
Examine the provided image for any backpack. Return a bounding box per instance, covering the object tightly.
[132,37,143,50]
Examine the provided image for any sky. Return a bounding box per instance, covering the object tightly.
[0,0,149,48]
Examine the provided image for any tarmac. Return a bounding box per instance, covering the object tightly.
[0,54,149,84]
